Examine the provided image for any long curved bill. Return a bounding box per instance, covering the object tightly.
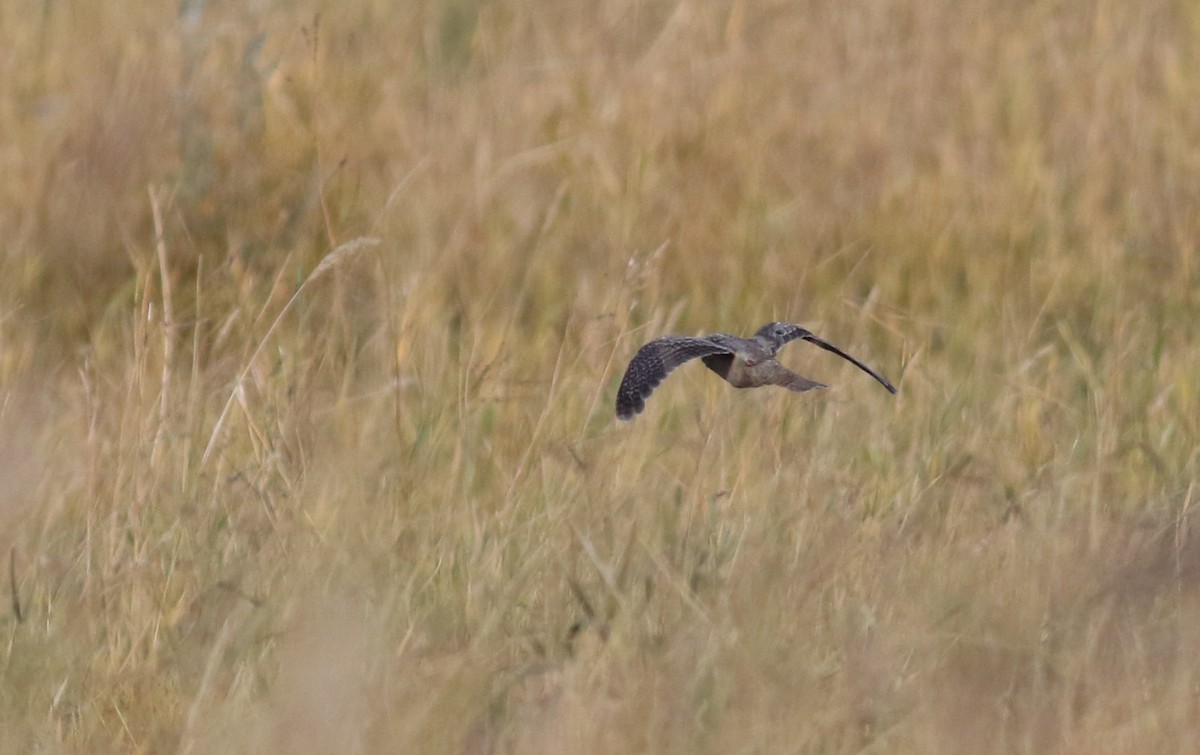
[801,333,898,394]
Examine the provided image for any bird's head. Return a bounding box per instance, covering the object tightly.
[754,321,809,351]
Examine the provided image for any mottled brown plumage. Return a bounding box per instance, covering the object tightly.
[616,321,896,420]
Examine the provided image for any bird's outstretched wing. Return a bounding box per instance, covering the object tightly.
[615,336,734,420]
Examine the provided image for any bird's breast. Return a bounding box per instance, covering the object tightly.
[704,353,759,388]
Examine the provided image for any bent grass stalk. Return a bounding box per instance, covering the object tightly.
[200,237,380,465]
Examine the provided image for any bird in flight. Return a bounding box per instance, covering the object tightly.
[616,321,897,420]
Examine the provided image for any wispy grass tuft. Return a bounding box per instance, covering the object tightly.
[201,236,380,465]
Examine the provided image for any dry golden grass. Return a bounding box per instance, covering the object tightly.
[2,0,1200,752]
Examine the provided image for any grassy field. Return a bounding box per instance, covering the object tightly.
[2,0,1200,752]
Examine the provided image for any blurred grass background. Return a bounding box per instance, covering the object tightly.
[2,0,1199,752]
